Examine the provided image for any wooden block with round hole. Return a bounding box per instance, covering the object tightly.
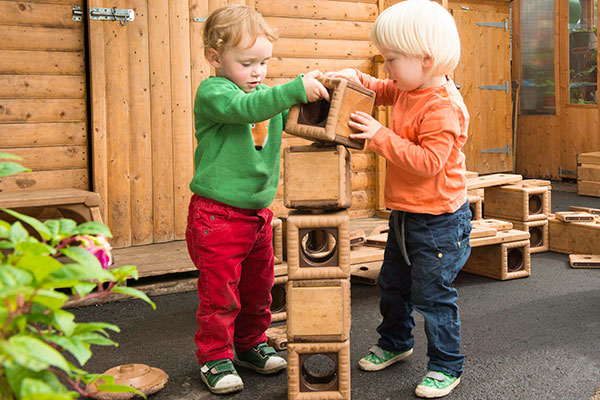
[506,219,549,254]
[350,261,381,285]
[285,77,375,150]
[286,279,351,342]
[484,184,549,221]
[271,275,288,323]
[284,145,352,210]
[286,210,350,280]
[287,340,351,400]
[462,239,531,280]
[272,218,283,265]
[468,194,482,220]
[548,215,600,254]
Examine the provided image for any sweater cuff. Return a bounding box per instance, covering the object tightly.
[282,75,308,104]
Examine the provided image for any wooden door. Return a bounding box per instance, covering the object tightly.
[0,0,88,192]
[88,0,196,248]
[453,6,513,174]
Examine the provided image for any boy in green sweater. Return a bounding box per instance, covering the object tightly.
[186,4,329,395]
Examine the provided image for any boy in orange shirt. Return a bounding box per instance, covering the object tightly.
[327,0,471,397]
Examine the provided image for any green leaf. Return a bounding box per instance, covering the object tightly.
[2,336,70,373]
[0,162,30,177]
[31,289,68,311]
[2,209,51,241]
[57,219,77,236]
[16,253,63,282]
[111,286,156,309]
[59,246,101,270]
[44,335,91,367]
[22,394,77,400]
[72,332,118,347]
[73,321,120,335]
[51,261,115,282]
[72,281,98,298]
[0,265,33,287]
[19,377,54,396]
[8,222,29,244]
[72,222,112,238]
[0,221,10,238]
[109,265,139,281]
[52,310,76,337]
[94,383,147,399]
[43,220,59,238]
[15,241,55,256]
[0,152,22,160]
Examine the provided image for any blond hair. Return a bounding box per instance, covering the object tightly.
[370,0,461,74]
[203,5,278,53]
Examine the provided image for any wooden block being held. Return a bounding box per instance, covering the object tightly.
[285,77,375,150]
[462,239,531,280]
[284,144,352,210]
[569,254,600,268]
[555,211,596,222]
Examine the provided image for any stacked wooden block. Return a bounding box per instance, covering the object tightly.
[279,77,375,400]
[549,208,600,256]
[577,151,600,197]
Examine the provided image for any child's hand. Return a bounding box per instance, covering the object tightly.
[302,70,330,102]
[348,111,382,140]
[324,68,361,85]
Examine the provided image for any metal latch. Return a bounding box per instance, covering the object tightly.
[72,5,83,21]
[89,7,135,25]
[193,17,207,23]
[477,19,508,31]
[480,144,511,156]
[558,165,577,177]
[478,82,510,94]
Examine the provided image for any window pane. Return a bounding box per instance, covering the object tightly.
[521,0,556,114]
[569,0,597,104]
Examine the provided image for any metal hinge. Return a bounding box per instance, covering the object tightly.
[89,7,135,25]
[193,17,207,23]
[478,81,510,94]
[72,5,83,21]
[477,19,509,31]
[480,144,511,156]
[558,165,577,177]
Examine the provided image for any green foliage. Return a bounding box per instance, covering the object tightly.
[0,155,156,399]
[0,153,30,178]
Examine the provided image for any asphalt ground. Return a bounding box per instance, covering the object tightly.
[74,184,600,400]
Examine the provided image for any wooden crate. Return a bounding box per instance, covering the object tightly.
[484,184,549,221]
[284,145,351,210]
[548,215,600,254]
[577,152,600,197]
[287,340,351,400]
[462,239,531,280]
[506,219,549,254]
[271,275,287,323]
[287,279,351,342]
[468,193,483,220]
[286,210,350,280]
[285,77,375,150]
[272,217,283,265]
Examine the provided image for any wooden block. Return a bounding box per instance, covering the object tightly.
[272,218,283,265]
[469,225,497,239]
[365,232,387,248]
[286,210,350,280]
[548,215,600,254]
[271,276,288,323]
[274,261,288,278]
[466,173,523,190]
[471,218,513,231]
[519,179,552,188]
[284,144,352,210]
[555,211,596,222]
[350,245,384,264]
[470,229,530,247]
[468,194,483,220]
[465,170,479,179]
[577,151,600,165]
[468,188,485,197]
[569,205,600,215]
[569,254,600,268]
[266,325,288,350]
[287,340,350,400]
[577,180,600,197]
[350,261,381,285]
[507,219,549,254]
[285,76,375,150]
[287,279,351,342]
[462,239,531,280]
[576,164,600,182]
[484,184,549,221]
[349,229,366,247]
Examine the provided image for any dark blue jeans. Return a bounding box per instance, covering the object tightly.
[376,201,471,377]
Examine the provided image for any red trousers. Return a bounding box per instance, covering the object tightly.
[185,195,274,365]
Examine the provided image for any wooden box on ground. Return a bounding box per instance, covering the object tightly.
[271,275,287,323]
[286,210,350,280]
[577,152,600,197]
[285,77,375,150]
[284,145,351,210]
[287,340,351,400]
[349,245,384,285]
[505,219,549,254]
[462,239,531,280]
[484,184,549,221]
[287,279,351,342]
[548,215,600,254]
[569,254,600,268]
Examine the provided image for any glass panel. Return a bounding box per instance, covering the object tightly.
[520,0,556,115]
[569,0,597,104]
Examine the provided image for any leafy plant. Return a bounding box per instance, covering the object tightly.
[0,154,156,399]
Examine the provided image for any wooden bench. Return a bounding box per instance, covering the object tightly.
[0,188,103,224]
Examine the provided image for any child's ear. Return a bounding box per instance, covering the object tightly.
[205,48,221,68]
[422,55,434,69]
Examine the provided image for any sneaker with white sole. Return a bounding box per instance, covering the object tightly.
[200,358,243,394]
[415,371,461,398]
[234,342,287,374]
[358,344,413,371]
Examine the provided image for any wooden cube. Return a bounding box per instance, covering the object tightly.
[272,218,283,265]
[287,340,351,400]
[285,77,375,150]
[284,145,351,210]
[484,184,549,221]
[287,279,351,342]
[507,219,549,254]
[467,194,483,220]
[577,152,600,197]
[548,215,600,254]
[462,239,531,280]
[271,275,287,323]
[286,210,350,280]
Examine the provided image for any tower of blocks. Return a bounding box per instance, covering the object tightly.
[277,77,374,400]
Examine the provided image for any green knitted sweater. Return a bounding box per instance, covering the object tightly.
[190,75,307,209]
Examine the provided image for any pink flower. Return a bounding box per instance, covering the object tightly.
[61,234,114,269]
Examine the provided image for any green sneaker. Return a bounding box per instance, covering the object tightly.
[200,358,243,394]
[358,344,413,371]
[234,342,287,374]
[415,371,461,398]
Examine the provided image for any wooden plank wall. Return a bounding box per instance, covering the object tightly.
[0,0,88,192]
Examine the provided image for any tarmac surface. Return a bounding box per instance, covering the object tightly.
[74,184,600,400]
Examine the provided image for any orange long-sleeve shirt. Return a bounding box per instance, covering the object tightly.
[358,71,470,215]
